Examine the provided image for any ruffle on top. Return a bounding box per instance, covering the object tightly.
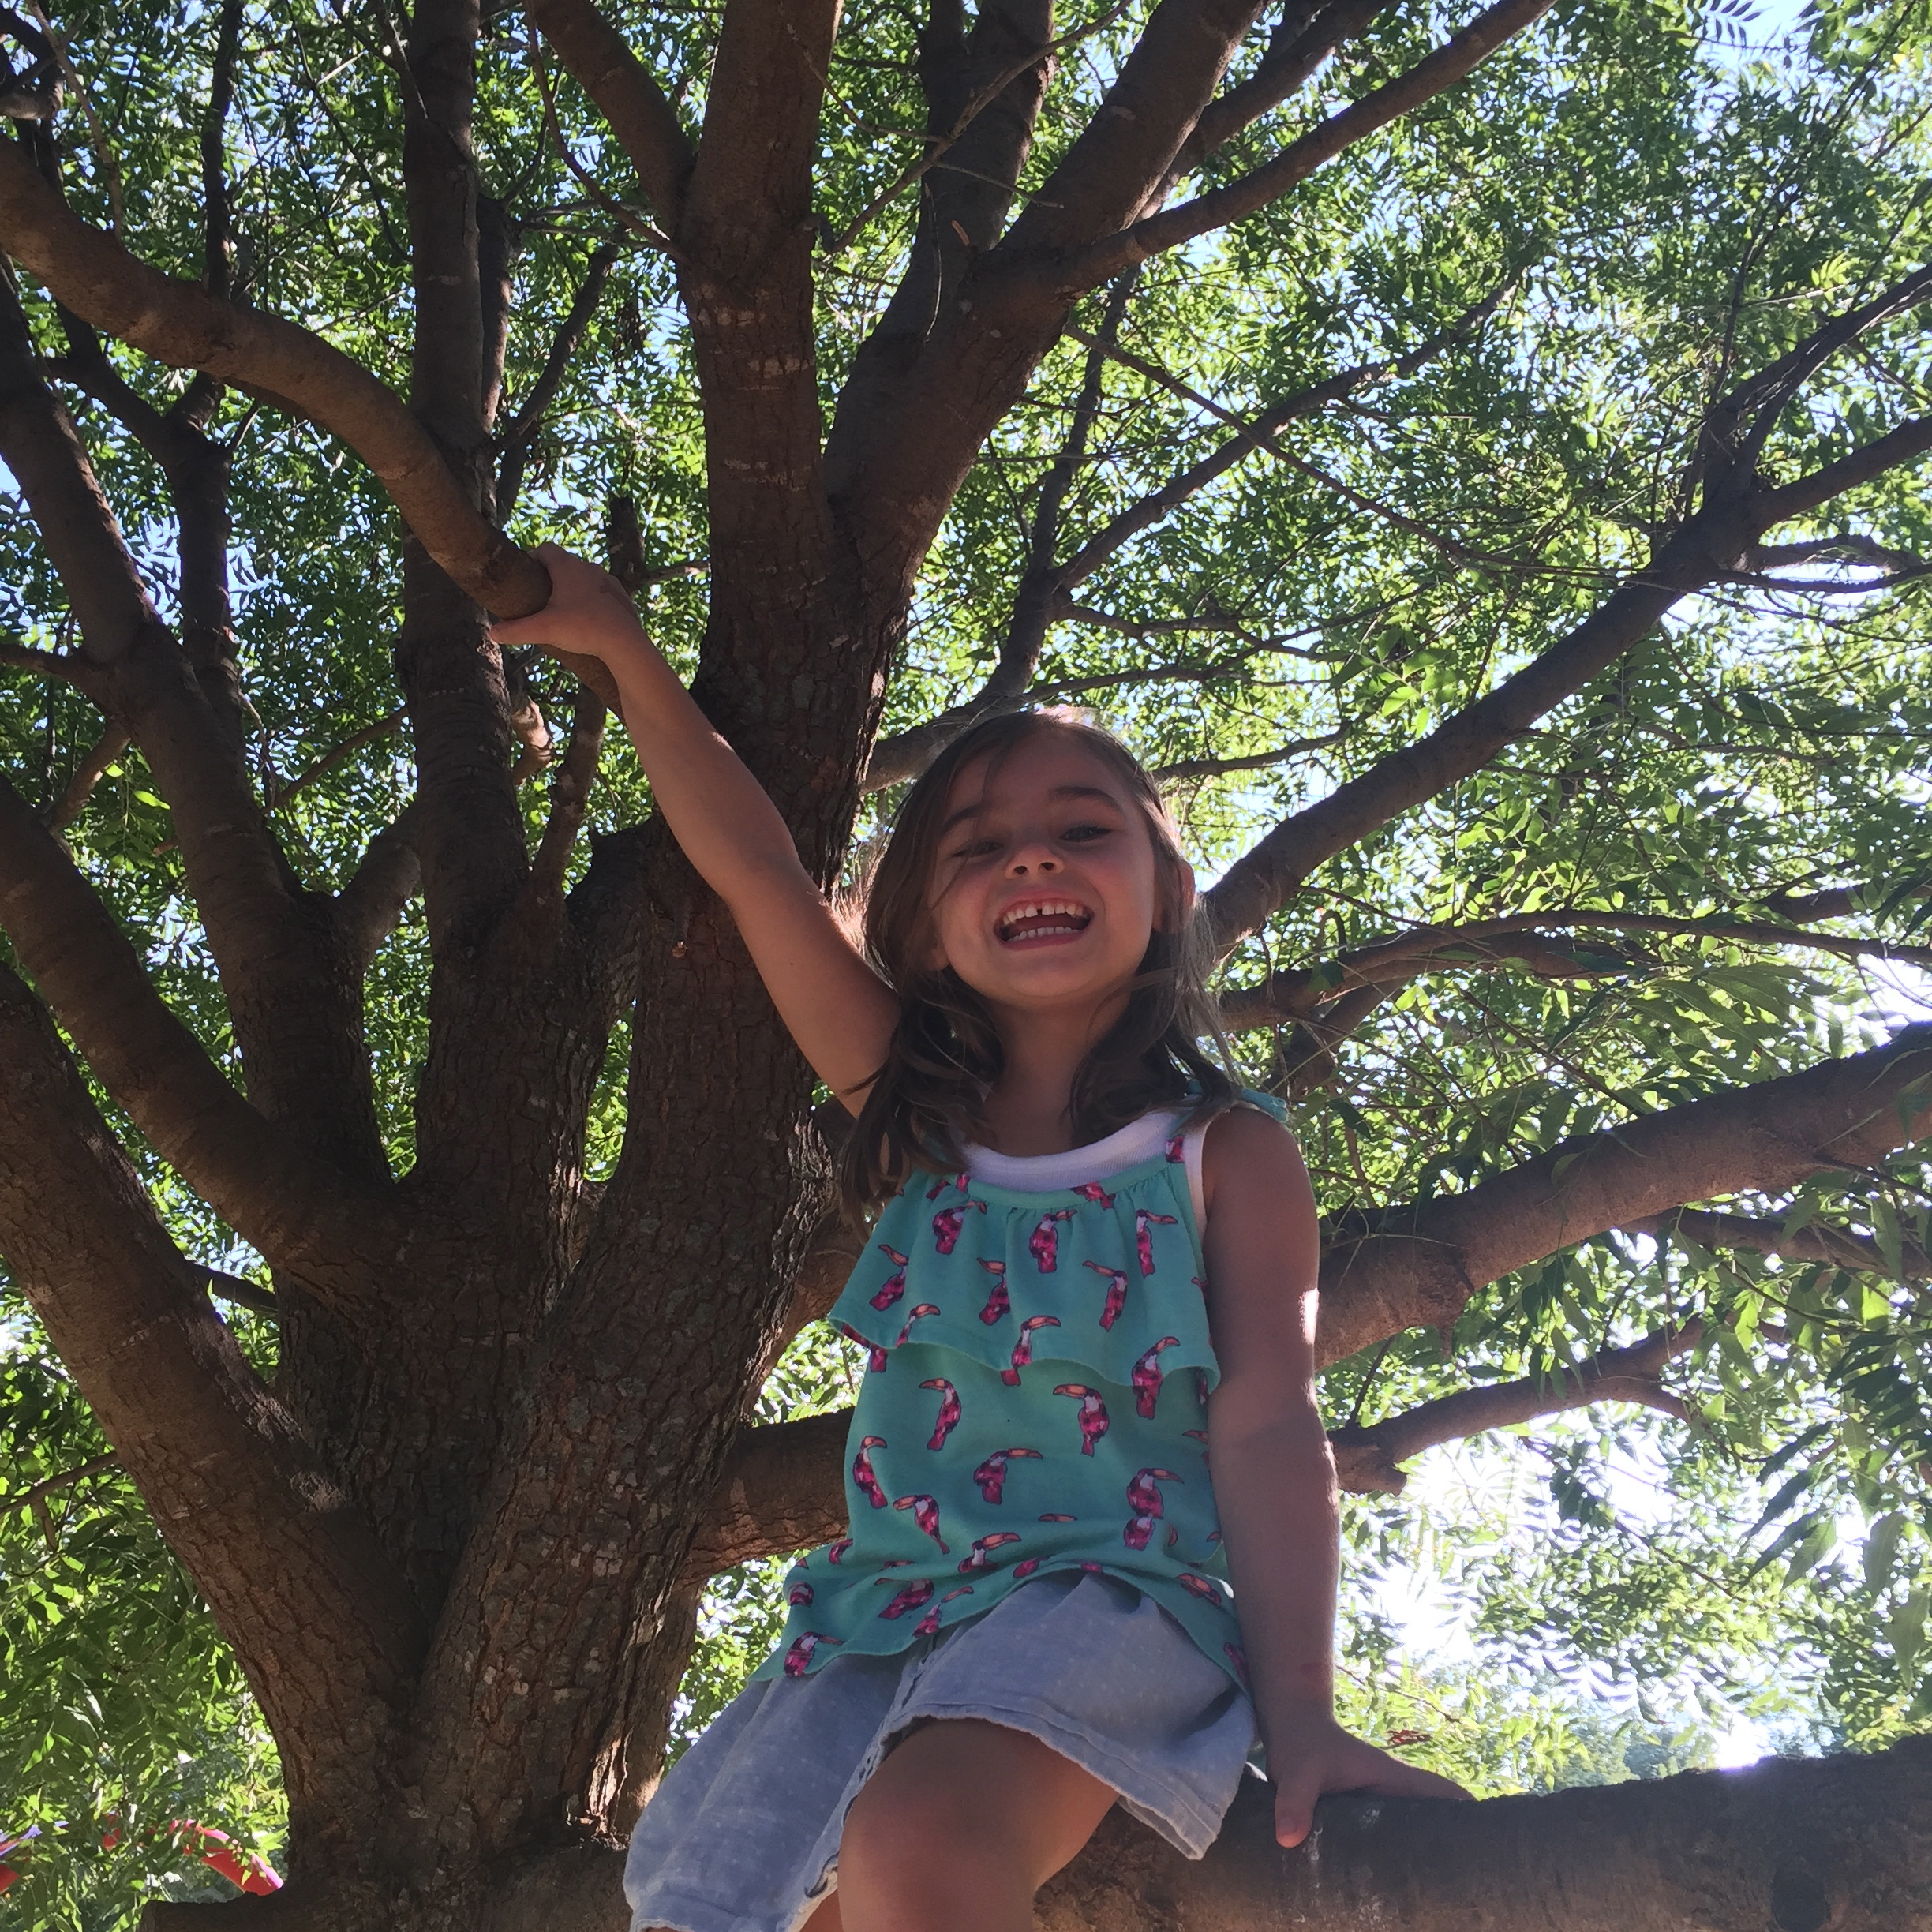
[823,1148,1219,1400]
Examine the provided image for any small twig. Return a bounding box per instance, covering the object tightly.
[3,1451,118,1542]
[26,2,121,234]
[1153,728,1344,782]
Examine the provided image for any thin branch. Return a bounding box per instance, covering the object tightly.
[1698,261,1932,496]
[1627,1207,1931,1283]
[1328,1324,1702,1496]
[1050,279,1509,593]
[0,1451,117,1519]
[527,0,695,231]
[496,235,623,521]
[1054,0,1554,290]
[0,139,549,617]
[528,689,606,902]
[0,638,95,687]
[198,0,244,303]
[524,17,680,258]
[43,718,126,830]
[683,1324,1701,1571]
[1153,728,1343,782]
[25,0,122,234]
[266,708,405,811]
[204,1266,279,1315]
[1067,324,1512,571]
[1219,909,1932,1028]
[1171,0,1384,185]
[820,0,1135,256]
[1757,413,1932,528]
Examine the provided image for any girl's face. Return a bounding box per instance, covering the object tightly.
[924,731,1183,1021]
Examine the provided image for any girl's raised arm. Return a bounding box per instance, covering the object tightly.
[490,546,900,1108]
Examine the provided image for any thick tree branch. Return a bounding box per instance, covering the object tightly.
[0,773,397,1301]
[526,0,694,231]
[479,1740,1932,1932]
[1005,0,1271,257]
[675,0,841,718]
[1328,1323,1701,1495]
[1055,0,1555,290]
[0,137,548,616]
[0,959,423,1858]
[335,800,422,968]
[1316,1024,1932,1366]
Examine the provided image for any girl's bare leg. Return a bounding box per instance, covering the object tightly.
[804,1718,1117,1932]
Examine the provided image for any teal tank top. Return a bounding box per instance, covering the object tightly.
[752,1105,1267,1694]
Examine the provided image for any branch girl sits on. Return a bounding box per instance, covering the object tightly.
[493,547,1464,1932]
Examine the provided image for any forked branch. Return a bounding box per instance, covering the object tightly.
[0,139,547,616]
[0,773,397,1302]
[1054,0,1555,290]
[1328,1323,1702,1496]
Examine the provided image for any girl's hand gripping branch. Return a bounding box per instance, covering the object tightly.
[1200,1109,1471,1849]
[489,545,898,1106]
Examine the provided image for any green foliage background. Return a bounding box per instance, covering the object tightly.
[3,0,1932,1919]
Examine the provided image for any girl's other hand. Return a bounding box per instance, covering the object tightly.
[1264,1709,1471,1848]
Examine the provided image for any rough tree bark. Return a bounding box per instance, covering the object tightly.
[0,2,1926,1929]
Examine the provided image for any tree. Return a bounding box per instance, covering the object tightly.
[0,0,1930,1923]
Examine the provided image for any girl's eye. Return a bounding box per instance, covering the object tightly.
[1061,822,1112,842]
[949,837,1002,859]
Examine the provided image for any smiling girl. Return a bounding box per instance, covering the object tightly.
[492,547,1462,1932]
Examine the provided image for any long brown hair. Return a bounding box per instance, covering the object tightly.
[839,710,1237,1211]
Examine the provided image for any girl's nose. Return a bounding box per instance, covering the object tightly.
[1005,843,1061,877]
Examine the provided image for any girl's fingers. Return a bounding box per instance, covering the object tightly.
[1272,1774,1323,1848]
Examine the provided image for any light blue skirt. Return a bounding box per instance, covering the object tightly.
[624,1572,1256,1932]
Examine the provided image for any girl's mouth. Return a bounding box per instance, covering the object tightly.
[996,900,1093,945]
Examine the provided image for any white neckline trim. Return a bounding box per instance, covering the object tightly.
[962,1110,1207,1231]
